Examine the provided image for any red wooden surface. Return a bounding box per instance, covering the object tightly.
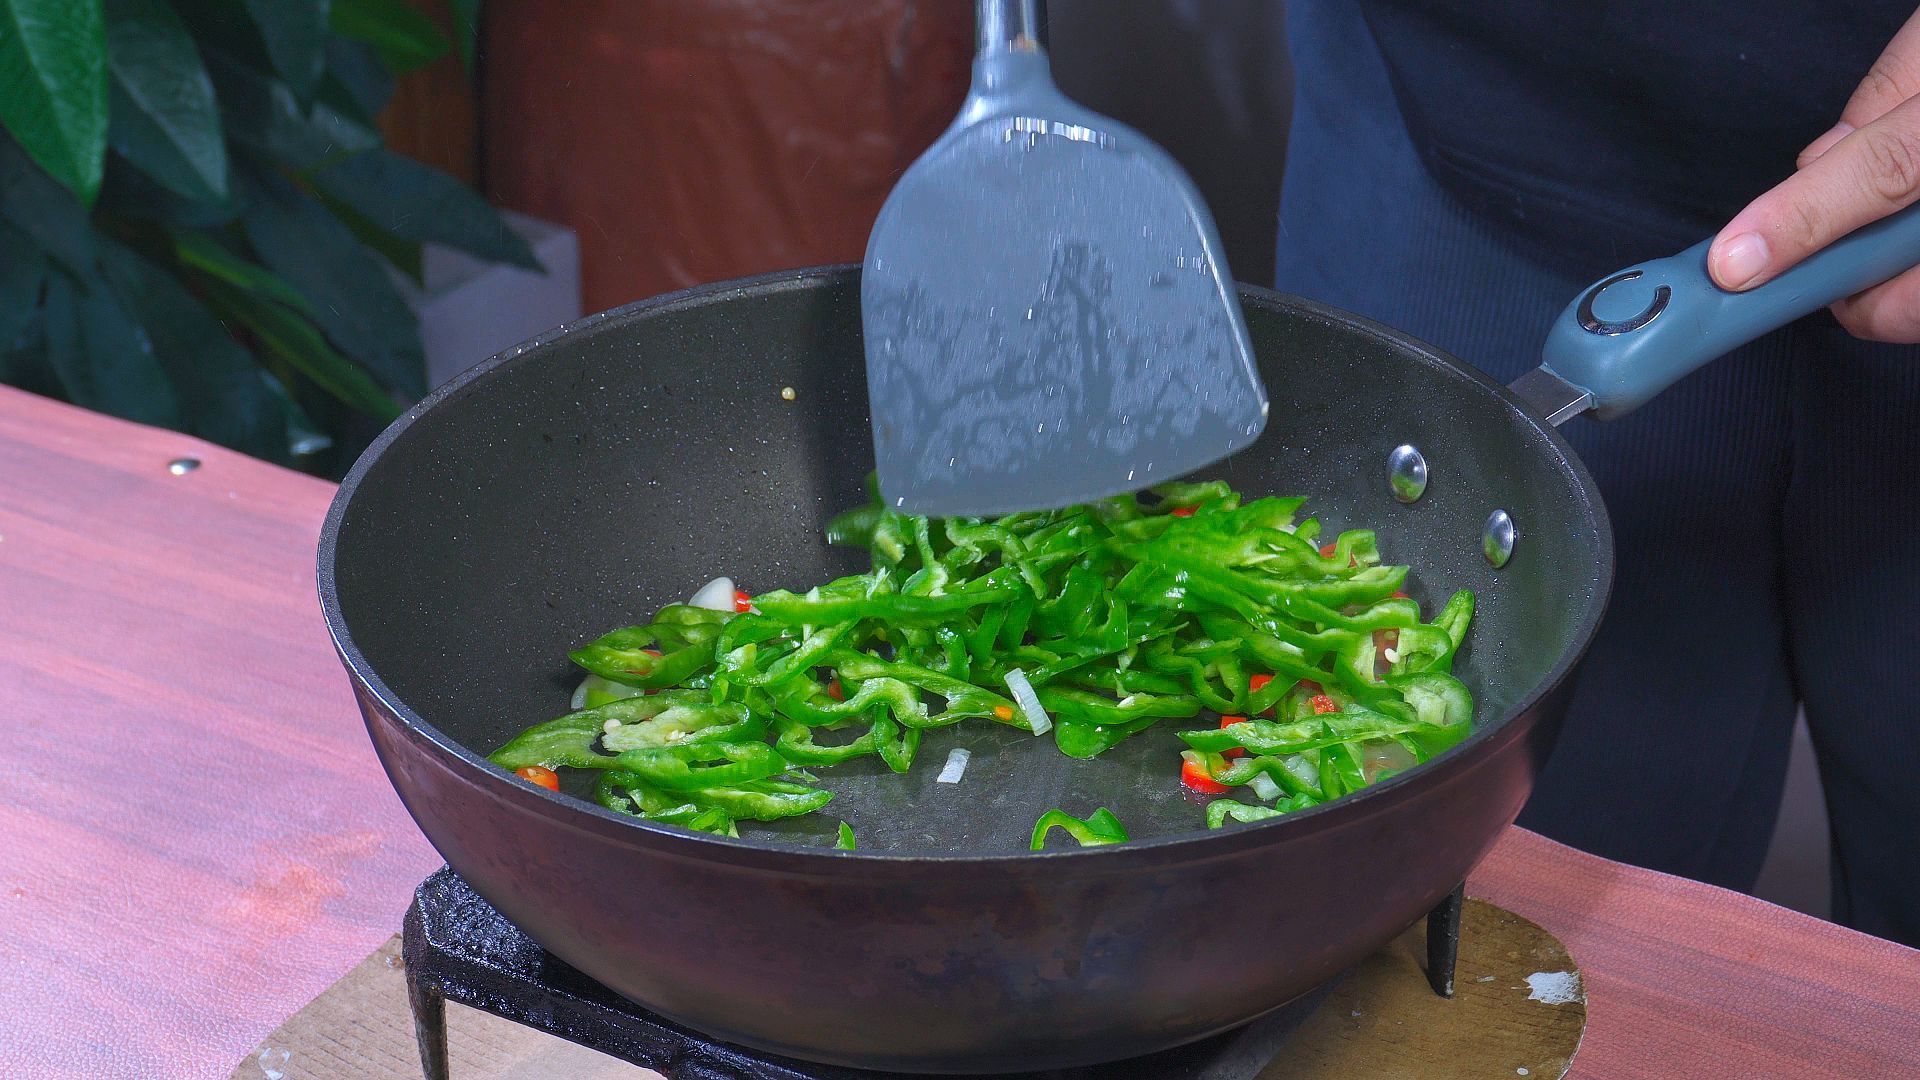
[0,388,440,1078]
[1,386,1915,1078]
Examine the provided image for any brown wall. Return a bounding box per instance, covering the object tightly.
[378,0,480,185]
[382,3,1296,313]
[480,0,972,313]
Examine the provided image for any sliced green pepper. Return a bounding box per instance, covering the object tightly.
[1206,796,1315,829]
[494,474,1476,844]
[1030,807,1130,849]
[1180,709,1431,756]
[612,741,788,791]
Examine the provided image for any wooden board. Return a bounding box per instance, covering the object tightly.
[233,900,1581,1080]
[1263,900,1583,1080]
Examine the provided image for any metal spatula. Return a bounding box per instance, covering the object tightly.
[861,0,1267,517]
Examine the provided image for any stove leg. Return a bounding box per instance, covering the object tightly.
[1425,884,1464,998]
[407,967,452,1080]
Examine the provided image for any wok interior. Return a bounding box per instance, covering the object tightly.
[332,272,1606,854]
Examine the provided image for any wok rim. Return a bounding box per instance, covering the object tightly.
[317,264,1614,873]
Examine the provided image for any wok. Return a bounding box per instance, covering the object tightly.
[321,204,1920,1070]
[320,267,1607,1073]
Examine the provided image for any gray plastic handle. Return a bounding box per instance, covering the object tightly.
[1539,201,1920,420]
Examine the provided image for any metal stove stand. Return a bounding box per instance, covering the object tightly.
[403,868,1463,1080]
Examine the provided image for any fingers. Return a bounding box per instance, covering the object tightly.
[1840,10,1920,131]
[1709,94,1920,291]
[1801,8,1920,167]
[1798,122,1854,169]
[1830,263,1920,342]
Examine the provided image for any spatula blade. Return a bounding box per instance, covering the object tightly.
[862,53,1266,517]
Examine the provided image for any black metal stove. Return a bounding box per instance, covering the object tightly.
[402,868,1463,1080]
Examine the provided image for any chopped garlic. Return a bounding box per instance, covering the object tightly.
[603,719,623,733]
[1383,647,1401,663]
[687,576,736,612]
[1003,668,1052,736]
[936,748,971,784]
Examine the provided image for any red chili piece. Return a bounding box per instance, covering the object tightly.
[515,765,560,791]
[1217,715,1249,758]
[1180,754,1231,794]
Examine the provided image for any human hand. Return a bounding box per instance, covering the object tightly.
[1708,9,1920,341]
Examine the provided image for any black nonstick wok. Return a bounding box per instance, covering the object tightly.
[320,267,1604,1073]
[322,205,1920,1072]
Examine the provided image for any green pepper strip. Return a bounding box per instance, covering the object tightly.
[571,630,716,689]
[600,703,763,753]
[489,693,711,770]
[600,769,831,821]
[1206,796,1315,829]
[718,621,853,686]
[754,568,1024,625]
[1213,753,1326,800]
[612,741,788,791]
[1030,807,1130,849]
[773,711,884,765]
[1180,710,1431,755]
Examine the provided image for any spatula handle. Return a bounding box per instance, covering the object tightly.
[1538,201,1920,420]
[976,0,1047,52]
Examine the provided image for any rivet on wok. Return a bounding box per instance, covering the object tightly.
[1388,444,1427,503]
[167,457,201,475]
[1483,509,1516,568]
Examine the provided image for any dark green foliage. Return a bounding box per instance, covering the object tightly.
[0,0,519,472]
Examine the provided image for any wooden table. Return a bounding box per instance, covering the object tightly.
[3,386,1916,1079]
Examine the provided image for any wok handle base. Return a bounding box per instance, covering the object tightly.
[1425,884,1465,998]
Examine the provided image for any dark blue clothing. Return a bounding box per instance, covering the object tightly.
[1276,0,1920,945]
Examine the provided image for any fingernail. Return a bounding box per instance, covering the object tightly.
[1714,232,1770,290]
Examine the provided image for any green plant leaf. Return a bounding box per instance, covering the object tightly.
[319,38,393,123]
[450,0,479,71]
[166,0,278,71]
[312,148,537,269]
[240,166,425,399]
[0,0,108,204]
[103,0,227,202]
[99,151,241,227]
[243,0,330,102]
[0,314,57,397]
[43,268,182,426]
[259,367,332,459]
[0,133,95,276]
[308,183,423,282]
[199,277,400,419]
[0,220,46,347]
[172,230,314,315]
[94,237,288,459]
[330,0,450,74]
[203,45,378,169]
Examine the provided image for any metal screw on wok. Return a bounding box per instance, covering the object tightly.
[1389,444,1427,503]
[1483,510,1516,569]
